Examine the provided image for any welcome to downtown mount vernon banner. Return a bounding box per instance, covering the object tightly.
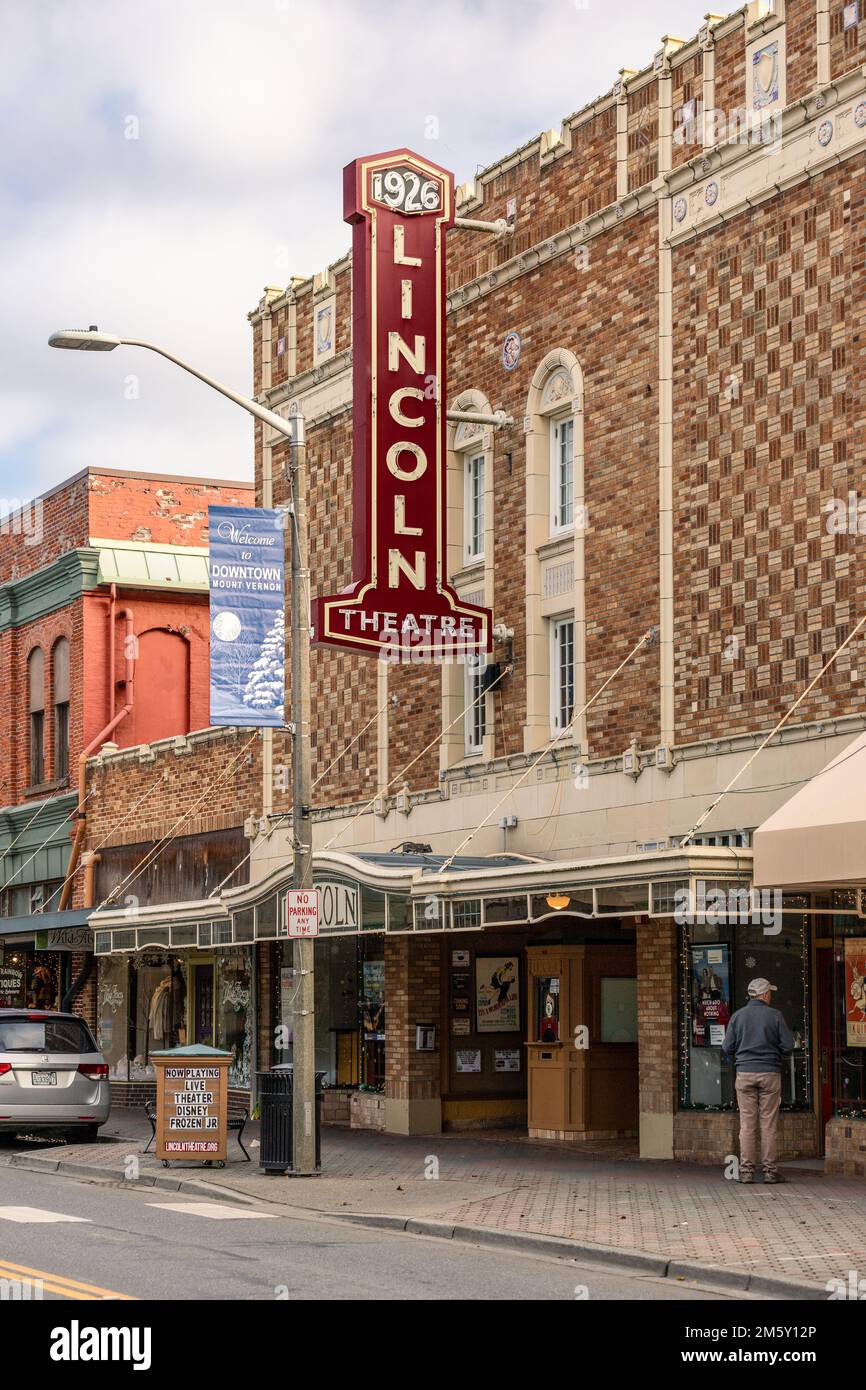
[208,504,286,728]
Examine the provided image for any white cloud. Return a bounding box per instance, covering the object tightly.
[0,0,712,497]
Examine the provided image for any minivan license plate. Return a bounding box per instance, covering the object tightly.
[31,1070,56,1086]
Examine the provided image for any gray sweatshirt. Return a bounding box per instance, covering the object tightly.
[722,999,795,1073]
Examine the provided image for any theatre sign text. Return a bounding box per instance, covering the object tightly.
[312,149,491,660]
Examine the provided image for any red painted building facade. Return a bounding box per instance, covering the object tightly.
[0,467,252,1013]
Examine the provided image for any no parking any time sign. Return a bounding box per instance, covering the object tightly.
[285,889,321,938]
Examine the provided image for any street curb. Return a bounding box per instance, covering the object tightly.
[2,1150,833,1297]
[325,1210,829,1299]
[2,1152,257,1207]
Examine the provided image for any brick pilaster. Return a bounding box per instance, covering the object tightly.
[383,935,442,1134]
[636,918,678,1158]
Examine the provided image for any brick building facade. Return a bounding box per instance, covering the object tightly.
[0,468,252,1028]
[85,1,866,1168]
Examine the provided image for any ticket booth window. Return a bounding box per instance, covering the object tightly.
[526,944,638,1138]
[535,977,560,1042]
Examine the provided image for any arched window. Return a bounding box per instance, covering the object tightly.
[544,370,576,534]
[524,351,585,752]
[28,647,45,786]
[124,629,191,747]
[53,638,70,781]
[442,390,495,767]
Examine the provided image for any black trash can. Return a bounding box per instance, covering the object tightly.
[258,1065,326,1174]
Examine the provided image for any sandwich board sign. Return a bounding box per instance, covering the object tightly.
[151,1045,231,1165]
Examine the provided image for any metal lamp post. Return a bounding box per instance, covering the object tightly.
[48,326,318,1176]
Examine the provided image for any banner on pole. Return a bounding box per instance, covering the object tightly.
[208,505,285,727]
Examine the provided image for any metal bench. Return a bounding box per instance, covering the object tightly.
[144,1099,251,1163]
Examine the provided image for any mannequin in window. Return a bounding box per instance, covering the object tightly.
[148,976,172,1045]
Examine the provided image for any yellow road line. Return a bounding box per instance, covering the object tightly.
[0,1269,94,1300]
[0,1258,135,1300]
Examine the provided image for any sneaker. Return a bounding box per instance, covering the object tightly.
[739,1170,755,1184]
[763,1170,786,1184]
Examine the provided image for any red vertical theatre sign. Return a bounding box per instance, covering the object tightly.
[311,149,491,659]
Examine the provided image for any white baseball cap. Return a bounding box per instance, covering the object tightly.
[747,977,777,998]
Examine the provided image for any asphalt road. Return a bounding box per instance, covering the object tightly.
[0,1164,737,1302]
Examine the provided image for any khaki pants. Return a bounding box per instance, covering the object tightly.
[735,1071,782,1175]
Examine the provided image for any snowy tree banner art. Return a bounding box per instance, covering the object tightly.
[208,505,286,727]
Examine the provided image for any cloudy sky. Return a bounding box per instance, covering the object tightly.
[1,0,712,500]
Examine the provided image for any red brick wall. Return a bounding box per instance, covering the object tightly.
[446,108,618,295]
[636,919,678,1123]
[86,471,253,547]
[0,601,83,805]
[830,0,866,77]
[84,728,260,854]
[252,5,850,797]
[713,23,746,123]
[671,51,703,172]
[82,589,212,751]
[672,167,864,745]
[384,935,441,1104]
[786,0,818,103]
[447,210,661,761]
[0,473,89,584]
[627,79,659,192]
[69,950,97,1029]
[0,469,253,808]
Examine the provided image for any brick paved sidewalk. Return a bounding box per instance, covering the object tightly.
[5,1110,865,1290]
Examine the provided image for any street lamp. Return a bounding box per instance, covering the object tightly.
[49,325,317,1177]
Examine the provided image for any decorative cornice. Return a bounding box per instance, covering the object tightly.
[447,182,657,313]
[666,64,866,241]
[0,548,100,634]
[447,64,866,310]
[260,349,352,412]
[0,791,76,849]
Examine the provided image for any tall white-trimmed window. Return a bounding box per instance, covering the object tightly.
[464,654,487,755]
[465,453,485,561]
[550,616,575,735]
[53,637,70,782]
[550,416,574,532]
[28,646,45,786]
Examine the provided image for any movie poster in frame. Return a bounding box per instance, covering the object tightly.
[845,938,866,1047]
[475,955,520,1034]
[690,944,732,1048]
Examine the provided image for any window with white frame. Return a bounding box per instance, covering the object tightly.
[550,417,574,532]
[464,453,485,561]
[550,616,575,734]
[464,654,487,755]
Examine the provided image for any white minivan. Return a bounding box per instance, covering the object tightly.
[0,1009,111,1141]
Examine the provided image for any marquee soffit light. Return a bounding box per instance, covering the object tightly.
[546,892,570,911]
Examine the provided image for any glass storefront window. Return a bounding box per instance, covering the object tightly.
[98,957,129,1081]
[0,951,62,1010]
[216,949,253,1089]
[278,934,383,1088]
[485,896,529,925]
[314,937,360,1085]
[130,953,187,1080]
[361,943,385,1089]
[829,915,866,1116]
[680,908,811,1109]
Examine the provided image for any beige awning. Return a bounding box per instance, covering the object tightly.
[752,731,866,888]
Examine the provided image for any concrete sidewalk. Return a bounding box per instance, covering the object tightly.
[4,1109,863,1294]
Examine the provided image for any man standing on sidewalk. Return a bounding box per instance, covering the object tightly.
[722,978,795,1185]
